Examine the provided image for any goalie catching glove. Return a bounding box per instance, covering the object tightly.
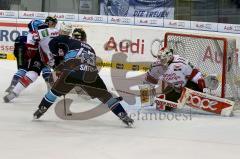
[188,68,219,91]
[204,75,219,90]
[197,74,219,91]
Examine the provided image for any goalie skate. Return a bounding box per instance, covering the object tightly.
[178,88,235,116]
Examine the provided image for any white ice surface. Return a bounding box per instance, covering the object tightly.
[1,60,240,159]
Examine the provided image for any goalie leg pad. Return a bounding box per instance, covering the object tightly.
[178,88,234,116]
[163,86,181,103]
[154,94,178,111]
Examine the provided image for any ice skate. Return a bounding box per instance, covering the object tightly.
[3,92,17,103]
[33,106,48,119]
[115,96,123,102]
[118,112,134,128]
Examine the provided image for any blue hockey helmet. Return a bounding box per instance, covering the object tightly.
[28,19,44,32]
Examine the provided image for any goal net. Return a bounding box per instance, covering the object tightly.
[164,32,240,103]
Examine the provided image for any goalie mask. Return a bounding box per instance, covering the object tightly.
[157,48,174,65]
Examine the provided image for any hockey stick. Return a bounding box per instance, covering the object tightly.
[63,95,67,116]
[62,95,73,116]
[113,89,140,96]
[111,88,162,97]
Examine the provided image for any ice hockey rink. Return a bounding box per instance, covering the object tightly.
[1,60,240,159]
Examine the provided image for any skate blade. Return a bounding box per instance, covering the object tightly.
[3,96,10,103]
[124,122,135,128]
[33,115,38,120]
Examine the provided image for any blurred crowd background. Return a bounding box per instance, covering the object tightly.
[0,0,240,24]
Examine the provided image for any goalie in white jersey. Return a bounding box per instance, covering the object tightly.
[144,47,218,110]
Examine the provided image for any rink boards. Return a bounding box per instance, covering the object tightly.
[0,17,240,71]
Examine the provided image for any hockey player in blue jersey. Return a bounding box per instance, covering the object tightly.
[33,33,134,127]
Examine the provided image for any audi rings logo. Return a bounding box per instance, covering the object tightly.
[234,25,240,31]
[65,15,76,20]
[94,17,104,22]
[121,18,131,24]
[35,13,47,19]
[2,11,16,17]
[83,16,104,22]
[149,19,158,25]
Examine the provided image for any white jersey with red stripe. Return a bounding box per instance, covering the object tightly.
[38,28,59,40]
[25,28,59,61]
[38,28,60,66]
[146,55,204,89]
[25,31,39,59]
